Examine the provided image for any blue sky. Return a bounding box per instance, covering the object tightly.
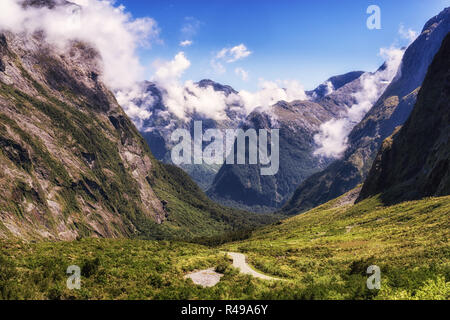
[119,0,450,91]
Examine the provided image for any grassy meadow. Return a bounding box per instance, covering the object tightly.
[1,194,449,300]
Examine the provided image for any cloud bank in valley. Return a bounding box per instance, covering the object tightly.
[313,46,405,158]
[151,52,232,121]
[134,52,309,122]
[238,79,308,114]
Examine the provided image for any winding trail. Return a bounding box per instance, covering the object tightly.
[227,252,281,281]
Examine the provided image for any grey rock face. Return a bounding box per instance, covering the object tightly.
[21,0,74,9]
[358,33,450,203]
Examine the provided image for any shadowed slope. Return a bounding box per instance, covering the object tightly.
[358,32,450,203]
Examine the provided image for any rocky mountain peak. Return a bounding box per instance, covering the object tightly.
[422,7,450,33]
[196,79,238,96]
[308,71,365,101]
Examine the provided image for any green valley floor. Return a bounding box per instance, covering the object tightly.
[1,194,449,300]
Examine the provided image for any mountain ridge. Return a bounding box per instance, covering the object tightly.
[0,30,276,240]
[357,32,450,203]
[206,64,398,212]
[207,99,340,212]
[282,7,450,215]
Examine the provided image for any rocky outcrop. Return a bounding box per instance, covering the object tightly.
[22,0,73,9]
[307,71,365,101]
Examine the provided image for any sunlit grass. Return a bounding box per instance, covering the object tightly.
[1,195,448,300]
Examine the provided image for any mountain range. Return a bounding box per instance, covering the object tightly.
[125,9,450,214]
[130,58,397,212]
[0,23,275,240]
[127,7,449,213]
[283,7,450,214]
[0,1,448,241]
[207,64,400,212]
[0,1,449,301]
[133,58,402,212]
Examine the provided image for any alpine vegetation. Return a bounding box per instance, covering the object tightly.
[0,0,449,303]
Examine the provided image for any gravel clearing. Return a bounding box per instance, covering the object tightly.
[185,268,224,287]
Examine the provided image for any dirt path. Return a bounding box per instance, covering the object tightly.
[227,252,280,281]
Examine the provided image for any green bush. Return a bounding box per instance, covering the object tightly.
[81,257,101,278]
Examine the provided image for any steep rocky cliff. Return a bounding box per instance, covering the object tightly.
[283,8,450,215]
[358,33,450,203]
[0,29,274,240]
[0,30,164,239]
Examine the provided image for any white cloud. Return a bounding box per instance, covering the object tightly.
[314,46,405,158]
[0,0,159,90]
[210,44,252,74]
[181,16,201,38]
[216,44,252,63]
[399,24,418,43]
[180,40,193,47]
[324,81,334,95]
[312,118,349,158]
[153,52,191,83]
[115,85,154,130]
[142,53,308,122]
[211,60,226,74]
[235,67,249,81]
[237,79,308,114]
[150,52,230,120]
